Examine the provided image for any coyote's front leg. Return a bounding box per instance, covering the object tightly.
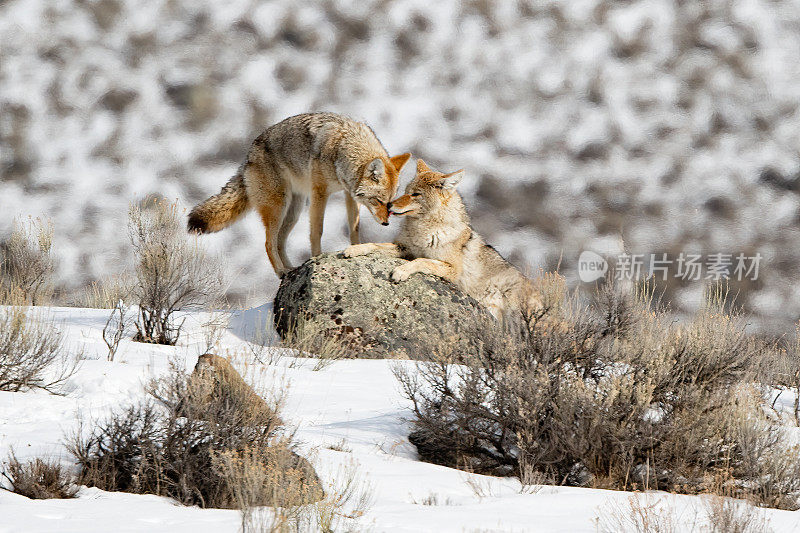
[343,242,402,258]
[391,258,457,283]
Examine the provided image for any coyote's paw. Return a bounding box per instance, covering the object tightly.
[343,244,373,258]
[391,265,413,282]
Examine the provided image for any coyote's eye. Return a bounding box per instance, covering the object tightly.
[410,193,421,197]
[355,192,365,198]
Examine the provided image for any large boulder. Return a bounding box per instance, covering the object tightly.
[185,354,324,504]
[273,252,490,359]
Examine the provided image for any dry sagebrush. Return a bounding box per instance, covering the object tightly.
[2,451,77,500]
[0,304,78,393]
[397,283,800,509]
[0,218,54,305]
[128,200,224,345]
[68,360,322,510]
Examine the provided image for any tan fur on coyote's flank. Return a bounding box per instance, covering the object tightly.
[188,112,410,277]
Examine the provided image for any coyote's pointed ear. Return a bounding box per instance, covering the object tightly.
[438,169,464,190]
[366,158,385,181]
[389,152,411,171]
[416,159,431,173]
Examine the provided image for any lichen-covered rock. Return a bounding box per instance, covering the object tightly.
[273,252,490,359]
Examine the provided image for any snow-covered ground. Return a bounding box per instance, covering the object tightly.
[2,306,800,532]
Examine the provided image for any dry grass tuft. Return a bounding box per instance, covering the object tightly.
[595,494,682,533]
[2,451,78,499]
[703,494,771,533]
[213,445,325,532]
[278,316,352,371]
[595,473,774,533]
[244,459,373,533]
[78,274,133,309]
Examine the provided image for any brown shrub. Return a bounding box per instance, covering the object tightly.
[128,200,224,345]
[0,218,54,305]
[0,304,79,393]
[396,282,800,509]
[68,359,322,509]
[2,451,77,499]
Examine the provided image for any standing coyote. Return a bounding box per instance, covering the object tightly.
[188,112,411,277]
[344,159,541,320]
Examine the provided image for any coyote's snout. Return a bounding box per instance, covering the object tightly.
[188,112,410,277]
[345,159,541,320]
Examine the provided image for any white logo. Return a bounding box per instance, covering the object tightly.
[578,250,607,283]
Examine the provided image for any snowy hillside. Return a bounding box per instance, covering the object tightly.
[2,306,799,532]
[2,0,800,330]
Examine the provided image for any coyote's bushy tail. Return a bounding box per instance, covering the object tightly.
[188,166,249,233]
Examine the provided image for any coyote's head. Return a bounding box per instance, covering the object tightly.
[355,152,411,225]
[388,159,464,219]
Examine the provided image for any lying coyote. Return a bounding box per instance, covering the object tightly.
[344,159,541,320]
[189,112,410,277]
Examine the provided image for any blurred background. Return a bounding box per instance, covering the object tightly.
[2,0,799,333]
